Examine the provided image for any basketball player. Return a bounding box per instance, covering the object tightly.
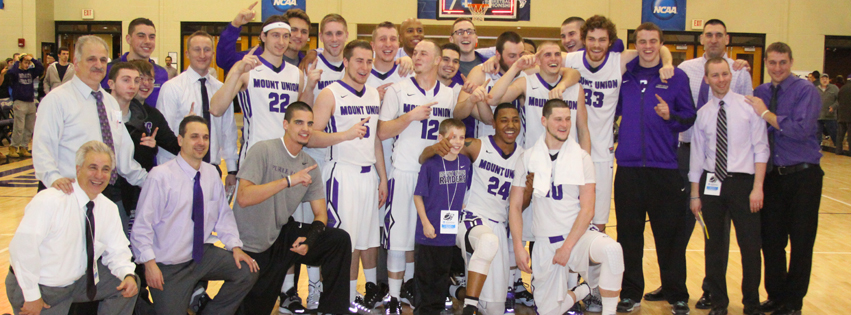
[378,40,457,313]
[560,17,586,53]
[209,16,309,164]
[509,99,625,315]
[419,103,526,315]
[311,40,389,312]
[487,42,590,151]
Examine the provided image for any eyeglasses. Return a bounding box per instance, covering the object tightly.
[453,29,477,36]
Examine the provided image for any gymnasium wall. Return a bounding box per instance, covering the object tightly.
[1,0,844,79]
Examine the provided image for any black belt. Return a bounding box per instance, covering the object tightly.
[679,142,690,147]
[773,163,816,176]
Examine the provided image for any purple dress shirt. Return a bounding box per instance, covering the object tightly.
[754,75,822,166]
[131,153,243,265]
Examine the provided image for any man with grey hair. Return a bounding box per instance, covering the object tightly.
[6,140,139,315]
[33,35,148,236]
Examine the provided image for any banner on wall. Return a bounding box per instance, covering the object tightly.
[1,0,4,10]
[418,0,530,21]
[262,0,306,22]
[641,0,686,31]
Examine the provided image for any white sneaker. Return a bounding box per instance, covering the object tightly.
[307,281,323,310]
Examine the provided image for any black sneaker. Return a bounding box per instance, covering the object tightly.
[616,298,640,313]
[401,280,415,307]
[771,305,802,315]
[462,304,478,315]
[643,286,665,302]
[279,287,306,314]
[515,289,535,307]
[386,297,402,315]
[190,287,210,313]
[352,296,371,314]
[364,282,383,309]
[695,292,712,310]
[671,301,690,315]
[759,299,781,313]
[742,305,765,315]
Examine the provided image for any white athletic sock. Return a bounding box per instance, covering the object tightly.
[601,296,618,315]
[389,278,402,298]
[404,262,414,282]
[572,284,590,301]
[350,280,358,302]
[364,268,377,285]
[282,273,295,293]
[308,266,321,285]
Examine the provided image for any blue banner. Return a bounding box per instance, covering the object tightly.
[262,0,306,22]
[1,0,4,9]
[641,0,686,31]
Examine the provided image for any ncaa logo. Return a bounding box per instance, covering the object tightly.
[272,0,298,12]
[652,0,678,20]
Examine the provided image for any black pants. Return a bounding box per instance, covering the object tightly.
[237,217,352,315]
[837,122,850,154]
[699,172,762,309]
[678,144,712,297]
[414,244,454,315]
[761,166,823,310]
[615,166,690,303]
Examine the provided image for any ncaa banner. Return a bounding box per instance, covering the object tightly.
[641,0,686,31]
[262,0,306,21]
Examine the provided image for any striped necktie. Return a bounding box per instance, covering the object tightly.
[715,101,728,181]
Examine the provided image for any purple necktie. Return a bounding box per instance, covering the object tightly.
[192,172,205,264]
[91,91,117,184]
[85,201,97,300]
[697,79,710,111]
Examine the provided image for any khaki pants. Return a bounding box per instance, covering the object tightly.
[11,100,36,148]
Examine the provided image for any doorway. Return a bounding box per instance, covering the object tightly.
[824,36,851,84]
[55,21,123,62]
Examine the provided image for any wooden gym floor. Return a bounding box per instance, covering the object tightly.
[0,137,848,314]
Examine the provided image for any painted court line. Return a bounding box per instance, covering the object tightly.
[822,194,851,207]
[645,249,851,254]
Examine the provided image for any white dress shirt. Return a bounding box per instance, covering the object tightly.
[9,182,136,301]
[689,92,769,183]
[33,76,147,188]
[156,67,238,171]
[678,53,754,142]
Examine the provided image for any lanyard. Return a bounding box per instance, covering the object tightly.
[440,157,461,210]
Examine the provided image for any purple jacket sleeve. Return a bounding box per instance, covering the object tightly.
[665,70,697,132]
[216,24,249,74]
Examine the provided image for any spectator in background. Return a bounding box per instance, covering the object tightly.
[164,55,179,80]
[810,71,821,86]
[0,60,10,160]
[836,79,851,156]
[37,53,56,101]
[7,53,43,158]
[44,47,76,93]
[817,73,839,150]
[833,75,844,88]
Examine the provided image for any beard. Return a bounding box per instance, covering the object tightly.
[547,128,568,142]
[499,58,511,73]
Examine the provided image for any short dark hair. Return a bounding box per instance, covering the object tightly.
[371,21,397,40]
[496,31,523,55]
[493,103,519,120]
[283,8,311,26]
[581,15,618,45]
[343,40,373,60]
[703,57,729,76]
[58,47,70,54]
[179,115,209,137]
[635,22,663,43]
[128,17,155,34]
[523,39,537,52]
[703,19,727,32]
[108,62,140,81]
[284,102,313,122]
[128,59,154,77]
[543,99,570,118]
[766,42,793,60]
[438,118,466,135]
[562,17,585,26]
[441,43,461,56]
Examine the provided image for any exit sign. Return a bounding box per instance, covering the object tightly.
[82,9,94,20]
[691,19,704,30]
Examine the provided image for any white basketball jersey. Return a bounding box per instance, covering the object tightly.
[379,77,457,172]
[466,136,524,222]
[478,71,525,140]
[237,58,300,164]
[516,149,594,237]
[523,73,581,149]
[305,53,346,164]
[563,51,622,162]
[368,64,412,178]
[325,82,381,166]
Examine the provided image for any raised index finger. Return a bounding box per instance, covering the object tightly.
[247,1,258,10]
[359,116,371,124]
[423,101,439,107]
[151,127,159,138]
[655,94,665,103]
[305,164,318,172]
[461,73,467,83]
[247,45,260,56]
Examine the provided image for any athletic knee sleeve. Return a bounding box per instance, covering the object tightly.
[590,238,624,292]
[468,233,498,275]
[388,250,406,272]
